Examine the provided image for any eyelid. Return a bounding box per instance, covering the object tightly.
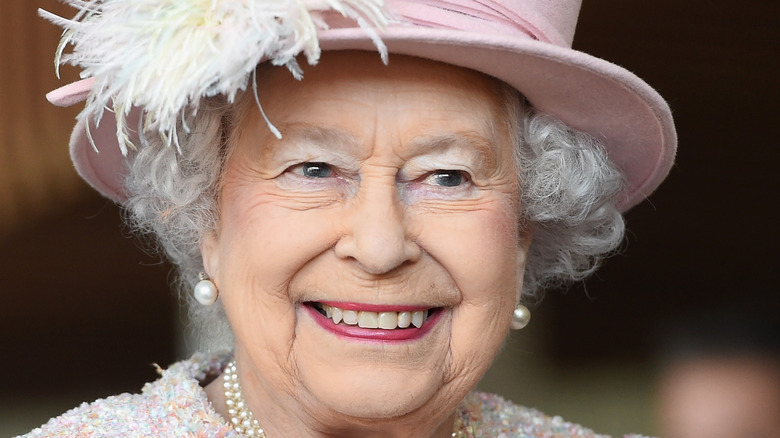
[402,152,478,177]
[287,162,333,178]
[270,141,359,173]
[427,169,472,179]
[400,164,476,184]
[399,171,477,204]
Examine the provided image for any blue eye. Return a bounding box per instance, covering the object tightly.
[428,170,466,187]
[300,162,333,178]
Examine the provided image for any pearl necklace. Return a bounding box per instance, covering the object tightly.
[223,360,472,438]
[223,360,265,437]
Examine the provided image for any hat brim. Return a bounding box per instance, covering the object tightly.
[59,25,676,210]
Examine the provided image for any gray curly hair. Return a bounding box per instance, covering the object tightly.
[125,81,624,351]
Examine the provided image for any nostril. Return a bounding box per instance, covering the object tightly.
[334,231,419,275]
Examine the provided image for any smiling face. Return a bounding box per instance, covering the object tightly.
[201,52,531,436]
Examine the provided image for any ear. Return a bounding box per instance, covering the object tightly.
[199,231,220,279]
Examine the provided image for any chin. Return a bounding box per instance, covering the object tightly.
[291,309,455,420]
[304,364,447,420]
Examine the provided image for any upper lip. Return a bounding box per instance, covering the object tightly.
[315,301,437,312]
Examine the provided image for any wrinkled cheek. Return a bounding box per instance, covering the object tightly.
[441,312,511,403]
[443,205,519,382]
[230,294,302,397]
[223,274,297,351]
[214,236,299,363]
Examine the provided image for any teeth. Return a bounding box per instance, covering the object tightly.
[398,311,411,328]
[319,304,431,330]
[412,310,425,328]
[378,312,397,329]
[358,311,378,328]
[342,310,359,325]
[332,307,343,324]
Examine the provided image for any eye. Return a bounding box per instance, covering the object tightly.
[424,170,468,187]
[294,162,333,178]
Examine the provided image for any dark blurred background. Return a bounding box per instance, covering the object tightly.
[1,0,777,436]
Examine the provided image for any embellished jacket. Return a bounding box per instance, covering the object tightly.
[20,354,654,438]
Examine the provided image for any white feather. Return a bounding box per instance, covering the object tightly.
[40,0,393,154]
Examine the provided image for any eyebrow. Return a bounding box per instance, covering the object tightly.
[406,132,495,155]
[277,124,363,156]
[405,132,499,171]
[275,124,499,169]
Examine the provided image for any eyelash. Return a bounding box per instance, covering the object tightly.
[290,162,333,179]
[421,170,471,188]
[291,163,470,186]
[283,162,474,202]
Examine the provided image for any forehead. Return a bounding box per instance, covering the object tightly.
[233,51,513,159]
[255,51,507,103]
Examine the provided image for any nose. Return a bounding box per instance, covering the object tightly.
[334,180,421,275]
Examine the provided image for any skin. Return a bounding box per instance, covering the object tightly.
[202,52,533,437]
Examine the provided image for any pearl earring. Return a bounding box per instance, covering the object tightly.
[510,304,531,330]
[193,272,219,306]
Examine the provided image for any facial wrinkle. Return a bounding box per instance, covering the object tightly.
[335,265,455,307]
[206,52,528,432]
[274,123,366,162]
[404,131,498,176]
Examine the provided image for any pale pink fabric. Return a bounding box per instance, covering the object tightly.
[46,77,94,107]
[46,0,676,210]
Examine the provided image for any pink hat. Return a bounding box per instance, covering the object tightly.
[44,0,675,210]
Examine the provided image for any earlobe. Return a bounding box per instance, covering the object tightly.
[199,231,220,278]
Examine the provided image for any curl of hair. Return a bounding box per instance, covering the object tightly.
[124,88,625,351]
[501,88,625,301]
[125,97,237,351]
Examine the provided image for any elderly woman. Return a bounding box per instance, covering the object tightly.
[25,0,675,437]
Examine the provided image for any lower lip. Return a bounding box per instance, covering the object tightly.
[303,305,443,342]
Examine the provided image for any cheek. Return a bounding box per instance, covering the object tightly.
[216,181,350,385]
[214,178,344,322]
[413,200,519,371]
[413,200,519,299]
[219,179,343,272]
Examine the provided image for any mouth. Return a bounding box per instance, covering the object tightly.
[303,301,444,341]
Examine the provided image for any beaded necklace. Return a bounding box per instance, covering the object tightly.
[223,361,265,437]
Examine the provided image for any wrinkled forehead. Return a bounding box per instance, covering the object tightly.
[228,51,517,146]
[257,50,509,98]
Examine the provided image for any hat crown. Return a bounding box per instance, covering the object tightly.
[385,0,582,46]
[46,0,674,209]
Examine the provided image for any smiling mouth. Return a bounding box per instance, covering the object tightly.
[309,302,440,330]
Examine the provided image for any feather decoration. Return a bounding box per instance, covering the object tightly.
[40,0,393,154]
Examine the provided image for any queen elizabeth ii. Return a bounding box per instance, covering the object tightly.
[24,0,675,436]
